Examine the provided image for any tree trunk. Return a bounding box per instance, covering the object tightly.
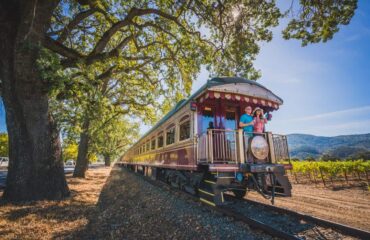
[104,154,111,166]
[73,118,90,178]
[0,0,69,201]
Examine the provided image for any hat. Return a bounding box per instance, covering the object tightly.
[253,107,263,114]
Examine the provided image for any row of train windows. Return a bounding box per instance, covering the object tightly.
[134,120,190,155]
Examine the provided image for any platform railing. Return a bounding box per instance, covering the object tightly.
[197,129,290,164]
[197,129,239,164]
[272,134,290,162]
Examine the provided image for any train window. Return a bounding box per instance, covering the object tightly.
[158,134,164,148]
[146,141,150,152]
[166,127,176,145]
[151,138,156,150]
[179,120,190,141]
[180,115,190,122]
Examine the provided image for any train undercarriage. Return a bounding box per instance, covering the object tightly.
[123,162,291,206]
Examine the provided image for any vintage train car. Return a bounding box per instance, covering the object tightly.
[120,77,292,205]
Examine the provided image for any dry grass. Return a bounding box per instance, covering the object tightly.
[0,167,112,240]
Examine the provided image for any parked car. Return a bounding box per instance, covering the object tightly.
[65,159,76,166]
[0,157,9,167]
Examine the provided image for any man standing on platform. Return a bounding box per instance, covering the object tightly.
[239,106,254,163]
[239,106,254,136]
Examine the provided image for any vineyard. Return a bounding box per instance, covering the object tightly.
[284,160,370,187]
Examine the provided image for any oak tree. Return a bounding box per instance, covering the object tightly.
[0,0,358,201]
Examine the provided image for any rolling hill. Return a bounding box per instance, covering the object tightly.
[287,133,370,159]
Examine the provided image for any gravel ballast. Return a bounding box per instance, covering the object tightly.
[72,166,276,240]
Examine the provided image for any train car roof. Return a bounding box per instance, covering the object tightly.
[133,77,282,146]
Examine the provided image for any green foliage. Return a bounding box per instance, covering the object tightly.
[62,142,78,161]
[291,160,370,180]
[36,48,71,94]
[283,0,358,46]
[90,117,140,161]
[48,0,284,84]
[43,1,359,167]
[0,133,9,157]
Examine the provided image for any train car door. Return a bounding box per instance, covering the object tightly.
[221,107,238,162]
[224,107,238,130]
[199,105,216,134]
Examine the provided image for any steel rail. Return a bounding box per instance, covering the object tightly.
[123,166,301,240]
[225,194,370,240]
[216,205,302,240]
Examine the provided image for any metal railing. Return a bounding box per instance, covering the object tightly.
[197,129,238,163]
[272,134,290,162]
[197,129,290,164]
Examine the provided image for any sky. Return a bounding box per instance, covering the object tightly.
[190,0,370,137]
[1,1,370,137]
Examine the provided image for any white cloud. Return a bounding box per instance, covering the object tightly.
[284,105,370,122]
[344,34,361,42]
[298,119,370,136]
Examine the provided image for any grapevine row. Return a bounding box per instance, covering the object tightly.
[284,160,370,186]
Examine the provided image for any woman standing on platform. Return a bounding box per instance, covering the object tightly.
[253,107,268,134]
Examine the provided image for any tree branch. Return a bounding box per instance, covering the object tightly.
[58,8,98,42]
[90,7,183,55]
[44,36,83,59]
[86,34,133,65]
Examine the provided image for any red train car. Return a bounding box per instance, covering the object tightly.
[121,77,292,205]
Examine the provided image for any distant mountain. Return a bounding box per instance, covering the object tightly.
[287,133,370,159]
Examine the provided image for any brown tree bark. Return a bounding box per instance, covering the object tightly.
[104,154,111,166]
[0,0,70,201]
[73,118,90,178]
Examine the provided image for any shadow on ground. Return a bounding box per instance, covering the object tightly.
[0,166,111,240]
[52,166,126,239]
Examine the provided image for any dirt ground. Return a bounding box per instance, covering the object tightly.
[0,167,274,240]
[0,167,111,240]
[0,167,369,239]
[247,182,370,232]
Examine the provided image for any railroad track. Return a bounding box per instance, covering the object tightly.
[225,194,370,240]
[122,166,370,240]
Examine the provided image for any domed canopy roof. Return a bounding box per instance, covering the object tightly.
[134,77,282,141]
[204,77,283,105]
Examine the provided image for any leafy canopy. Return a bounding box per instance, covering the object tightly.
[91,117,140,160]
[62,142,78,161]
[0,133,9,157]
[283,0,357,46]
[40,0,357,159]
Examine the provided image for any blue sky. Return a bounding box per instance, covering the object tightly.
[1,1,369,137]
[190,1,370,137]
